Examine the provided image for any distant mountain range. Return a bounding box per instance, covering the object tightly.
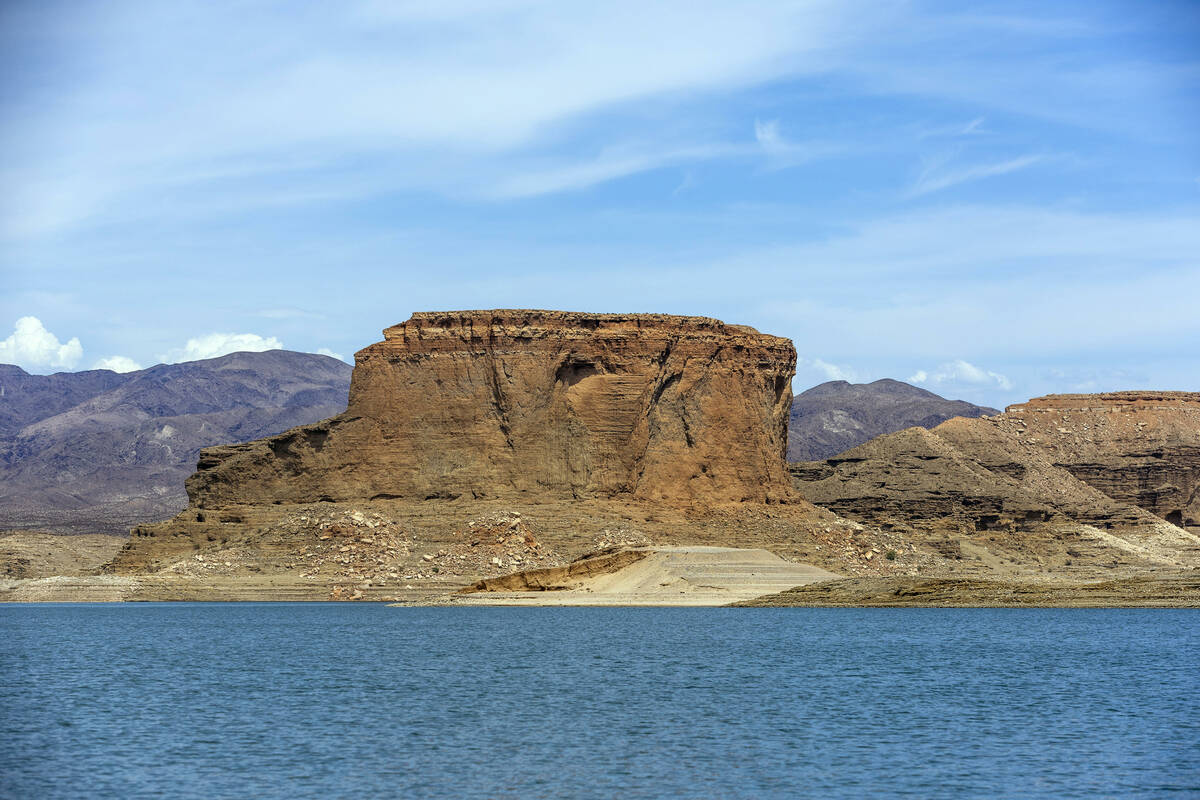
[2,357,994,533]
[0,351,352,534]
[787,379,999,462]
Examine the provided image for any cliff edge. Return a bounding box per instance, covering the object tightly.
[184,310,797,507]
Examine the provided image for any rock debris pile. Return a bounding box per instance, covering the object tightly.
[589,527,652,552]
[805,522,929,576]
[418,512,568,576]
[279,508,413,580]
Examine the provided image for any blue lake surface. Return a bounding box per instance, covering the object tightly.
[1,604,1197,799]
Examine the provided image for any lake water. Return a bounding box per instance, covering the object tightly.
[1,605,1197,799]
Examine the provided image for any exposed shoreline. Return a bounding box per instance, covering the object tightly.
[6,559,1196,608]
[732,574,1200,608]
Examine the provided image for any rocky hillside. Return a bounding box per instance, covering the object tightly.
[0,351,352,533]
[787,379,998,462]
[791,392,1200,577]
[1002,393,1200,528]
[16,311,1194,603]
[108,311,876,596]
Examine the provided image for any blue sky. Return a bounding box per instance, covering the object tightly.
[1,0,1197,408]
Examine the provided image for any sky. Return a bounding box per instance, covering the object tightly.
[1,0,1197,409]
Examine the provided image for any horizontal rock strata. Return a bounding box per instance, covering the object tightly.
[182,310,797,508]
[1001,393,1200,528]
[791,392,1200,572]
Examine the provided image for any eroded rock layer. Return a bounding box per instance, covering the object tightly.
[1001,393,1200,528]
[185,311,797,507]
[791,392,1200,571]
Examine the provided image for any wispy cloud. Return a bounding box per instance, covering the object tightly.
[910,154,1043,196]
[960,117,986,135]
[753,119,841,170]
[799,357,861,383]
[918,116,989,139]
[0,1,865,236]
[4,1,1188,239]
[485,143,741,199]
[910,360,1012,390]
[491,119,845,198]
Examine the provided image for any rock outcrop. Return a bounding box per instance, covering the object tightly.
[1000,393,1200,528]
[791,392,1200,572]
[183,311,797,508]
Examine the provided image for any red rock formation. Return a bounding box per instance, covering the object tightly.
[185,311,797,507]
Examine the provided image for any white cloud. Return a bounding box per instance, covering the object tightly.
[960,117,986,135]
[315,347,347,362]
[753,119,841,170]
[0,316,83,371]
[918,117,989,139]
[161,333,283,363]
[799,357,860,383]
[485,143,740,199]
[1,0,867,234]
[911,154,1043,196]
[92,355,142,373]
[913,359,1012,390]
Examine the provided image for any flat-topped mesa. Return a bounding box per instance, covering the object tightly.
[999,391,1200,528]
[185,310,797,508]
[1006,392,1200,414]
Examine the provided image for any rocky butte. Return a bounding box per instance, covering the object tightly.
[1002,392,1200,528]
[101,310,871,595]
[184,310,797,508]
[35,312,1193,605]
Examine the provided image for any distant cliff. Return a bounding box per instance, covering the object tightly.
[0,351,352,533]
[183,310,798,508]
[1002,393,1200,528]
[787,379,997,462]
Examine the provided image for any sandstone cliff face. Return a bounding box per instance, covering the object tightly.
[185,311,797,507]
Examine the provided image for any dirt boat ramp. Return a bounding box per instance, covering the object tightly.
[437,546,841,606]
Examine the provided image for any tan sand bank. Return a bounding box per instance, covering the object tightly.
[439,546,840,606]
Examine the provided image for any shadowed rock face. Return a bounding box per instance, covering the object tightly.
[185,310,797,507]
[792,392,1200,539]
